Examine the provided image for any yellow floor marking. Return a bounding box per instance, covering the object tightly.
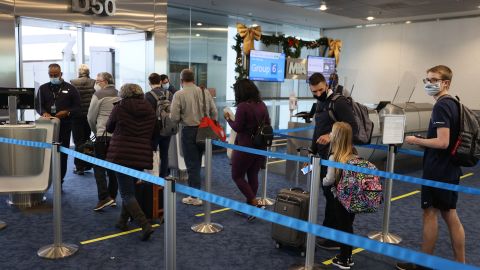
[81,223,161,245]
[267,160,286,165]
[321,172,474,264]
[195,208,230,217]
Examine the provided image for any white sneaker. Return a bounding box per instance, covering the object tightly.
[182,196,203,206]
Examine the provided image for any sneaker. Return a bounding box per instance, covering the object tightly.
[110,201,117,207]
[396,262,432,270]
[247,215,256,222]
[181,196,203,206]
[73,168,84,175]
[332,255,354,270]
[316,239,341,250]
[93,198,114,211]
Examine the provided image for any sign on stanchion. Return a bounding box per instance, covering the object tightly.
[191,138,223,233]
[38,142,78,259]
[164,172,177,270]
[256,147,274,206]
[290,156,326,270]
[368,114,405,244]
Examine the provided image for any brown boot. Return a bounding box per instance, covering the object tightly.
[125,199,155,241]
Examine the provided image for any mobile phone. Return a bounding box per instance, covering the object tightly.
[414,134,425,139]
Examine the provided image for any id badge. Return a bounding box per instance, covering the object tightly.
[51,104,56,114]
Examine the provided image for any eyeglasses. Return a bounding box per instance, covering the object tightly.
[423,78,446,84]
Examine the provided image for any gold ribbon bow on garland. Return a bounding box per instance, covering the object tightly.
[236,23,262,55]
[328,39,342,65]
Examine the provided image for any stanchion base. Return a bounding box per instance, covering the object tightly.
[255,197,275,206]
[191,222,223,234]
[37,243,79,259]
[0,220,6,230]
[368,231,402,244]
[288,263,327,270]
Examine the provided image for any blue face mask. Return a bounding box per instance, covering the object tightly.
[424,82,441,96]
[50,77,61,85]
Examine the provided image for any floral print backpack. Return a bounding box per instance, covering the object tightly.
[335,156,383,213]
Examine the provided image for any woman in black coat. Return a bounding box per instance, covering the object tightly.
[106,83,156,241]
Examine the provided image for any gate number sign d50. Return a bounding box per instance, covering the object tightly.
[72,0,117,16]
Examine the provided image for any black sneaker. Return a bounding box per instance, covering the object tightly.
[73,168,84,175]
[247,215,256,222]
[316,239,341,250]
[332,255,354,270]
[93,197,114,211]
[396,262,432,270]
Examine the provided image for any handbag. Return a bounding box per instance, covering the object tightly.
[195,87,226,145]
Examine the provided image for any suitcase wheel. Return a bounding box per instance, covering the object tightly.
[300,251,305,257]
[274,242,281,249]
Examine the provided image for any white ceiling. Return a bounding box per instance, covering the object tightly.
[169,0,480,29]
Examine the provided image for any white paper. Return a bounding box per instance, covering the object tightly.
[223,107,235,121]
[382,115,406,144]
[301,165,313,175]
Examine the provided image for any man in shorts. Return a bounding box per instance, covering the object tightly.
[396,65,465,270]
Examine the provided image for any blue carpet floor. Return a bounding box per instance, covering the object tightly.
[0,152,479,270]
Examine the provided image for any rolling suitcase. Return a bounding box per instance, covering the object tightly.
[272,187,310,256]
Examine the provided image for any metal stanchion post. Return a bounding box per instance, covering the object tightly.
[164,174,177,270]
[256,147,274,206]
[38,142,78,259]
[191,138,223,233]
[290,156,325,270]
[295,148,301,187]
[368,144,402,244]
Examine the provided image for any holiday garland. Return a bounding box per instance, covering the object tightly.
[233,33,330,80]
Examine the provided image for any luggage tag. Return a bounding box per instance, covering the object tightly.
[301,164,312,175]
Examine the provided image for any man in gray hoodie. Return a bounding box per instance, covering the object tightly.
[87,72,121,211]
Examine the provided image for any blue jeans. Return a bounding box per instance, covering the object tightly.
[116,170,141,204]
[181,126,204,190]
[152,135,171,177]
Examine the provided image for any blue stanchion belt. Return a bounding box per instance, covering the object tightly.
[357,144,424,157]
[0,136,52,149]
[274,125,315,133]
[273,132,312,141]
[1,136,479,270]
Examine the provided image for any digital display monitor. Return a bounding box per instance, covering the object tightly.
[249,50,286,82]
[0,87,35,109]
[307,56,336,81]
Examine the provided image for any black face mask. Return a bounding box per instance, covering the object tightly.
[313,91,327,101]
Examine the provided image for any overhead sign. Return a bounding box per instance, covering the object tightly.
[286,58,307,80]
[72,0,117,16]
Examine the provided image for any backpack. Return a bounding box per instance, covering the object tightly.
[442,96,480,167]
[335,156,383,214]
[250,103,273,148]
[150,90,178,136]
[328,94,374,145]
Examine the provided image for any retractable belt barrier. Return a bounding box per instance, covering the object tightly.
[1,136,479,270]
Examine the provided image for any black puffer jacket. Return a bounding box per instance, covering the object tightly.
[106,96,156,169]
[71,76,95,116]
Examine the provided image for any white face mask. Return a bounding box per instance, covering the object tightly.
[94,83,102,91]
[424,82,441,96]
[162,83,170,89]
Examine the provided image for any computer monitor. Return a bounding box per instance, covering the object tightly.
[307,56,336,82]
[249,50,286,82]
[0,87,35,110]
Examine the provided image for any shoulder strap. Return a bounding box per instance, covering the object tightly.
[327,94,343,122]
[201,88,207,117]
[150,91,160,101]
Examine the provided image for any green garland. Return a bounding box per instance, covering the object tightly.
[233,34,329,80]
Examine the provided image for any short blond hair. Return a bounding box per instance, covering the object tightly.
[119,83,143,98]
[78,64,90,76]
[427,65,452,81]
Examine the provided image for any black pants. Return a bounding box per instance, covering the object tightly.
[152,135,171,177]
[334,199,355,260]
[318,147,337,229]
[72,115,91,170]
[135,181,154,220]
[59,120,72,182]
[93,136,118,201]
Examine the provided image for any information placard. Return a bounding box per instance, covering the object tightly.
[382,114,406,144]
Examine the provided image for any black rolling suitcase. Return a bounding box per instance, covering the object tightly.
[272,187,310,256]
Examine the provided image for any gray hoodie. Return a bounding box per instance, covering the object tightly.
[87,85,121,137]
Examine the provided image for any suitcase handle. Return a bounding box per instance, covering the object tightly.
[289,187,307,194]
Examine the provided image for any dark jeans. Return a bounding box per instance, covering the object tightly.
[318,146,337,229]
[94,136,118,201]
[59,120,72,182]
[152,135,171,177]
[116,169,142,204]
[334,199,355,260]
[181,126,204,190]
[135,181,154,219]
[231,151,264,202]
[72,115,91,170]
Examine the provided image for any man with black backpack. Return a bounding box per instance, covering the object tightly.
[396,65,465,270]
[308,72,357,250]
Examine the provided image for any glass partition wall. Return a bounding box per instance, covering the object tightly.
[167,6,322,131]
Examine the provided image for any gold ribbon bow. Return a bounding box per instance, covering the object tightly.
[328,39,342,65]
[236,23,262,55]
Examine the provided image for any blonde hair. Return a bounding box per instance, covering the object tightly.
[78,64,90,76]
[330,122,355,183]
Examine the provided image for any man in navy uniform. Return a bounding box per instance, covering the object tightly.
[36,63,81,184]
